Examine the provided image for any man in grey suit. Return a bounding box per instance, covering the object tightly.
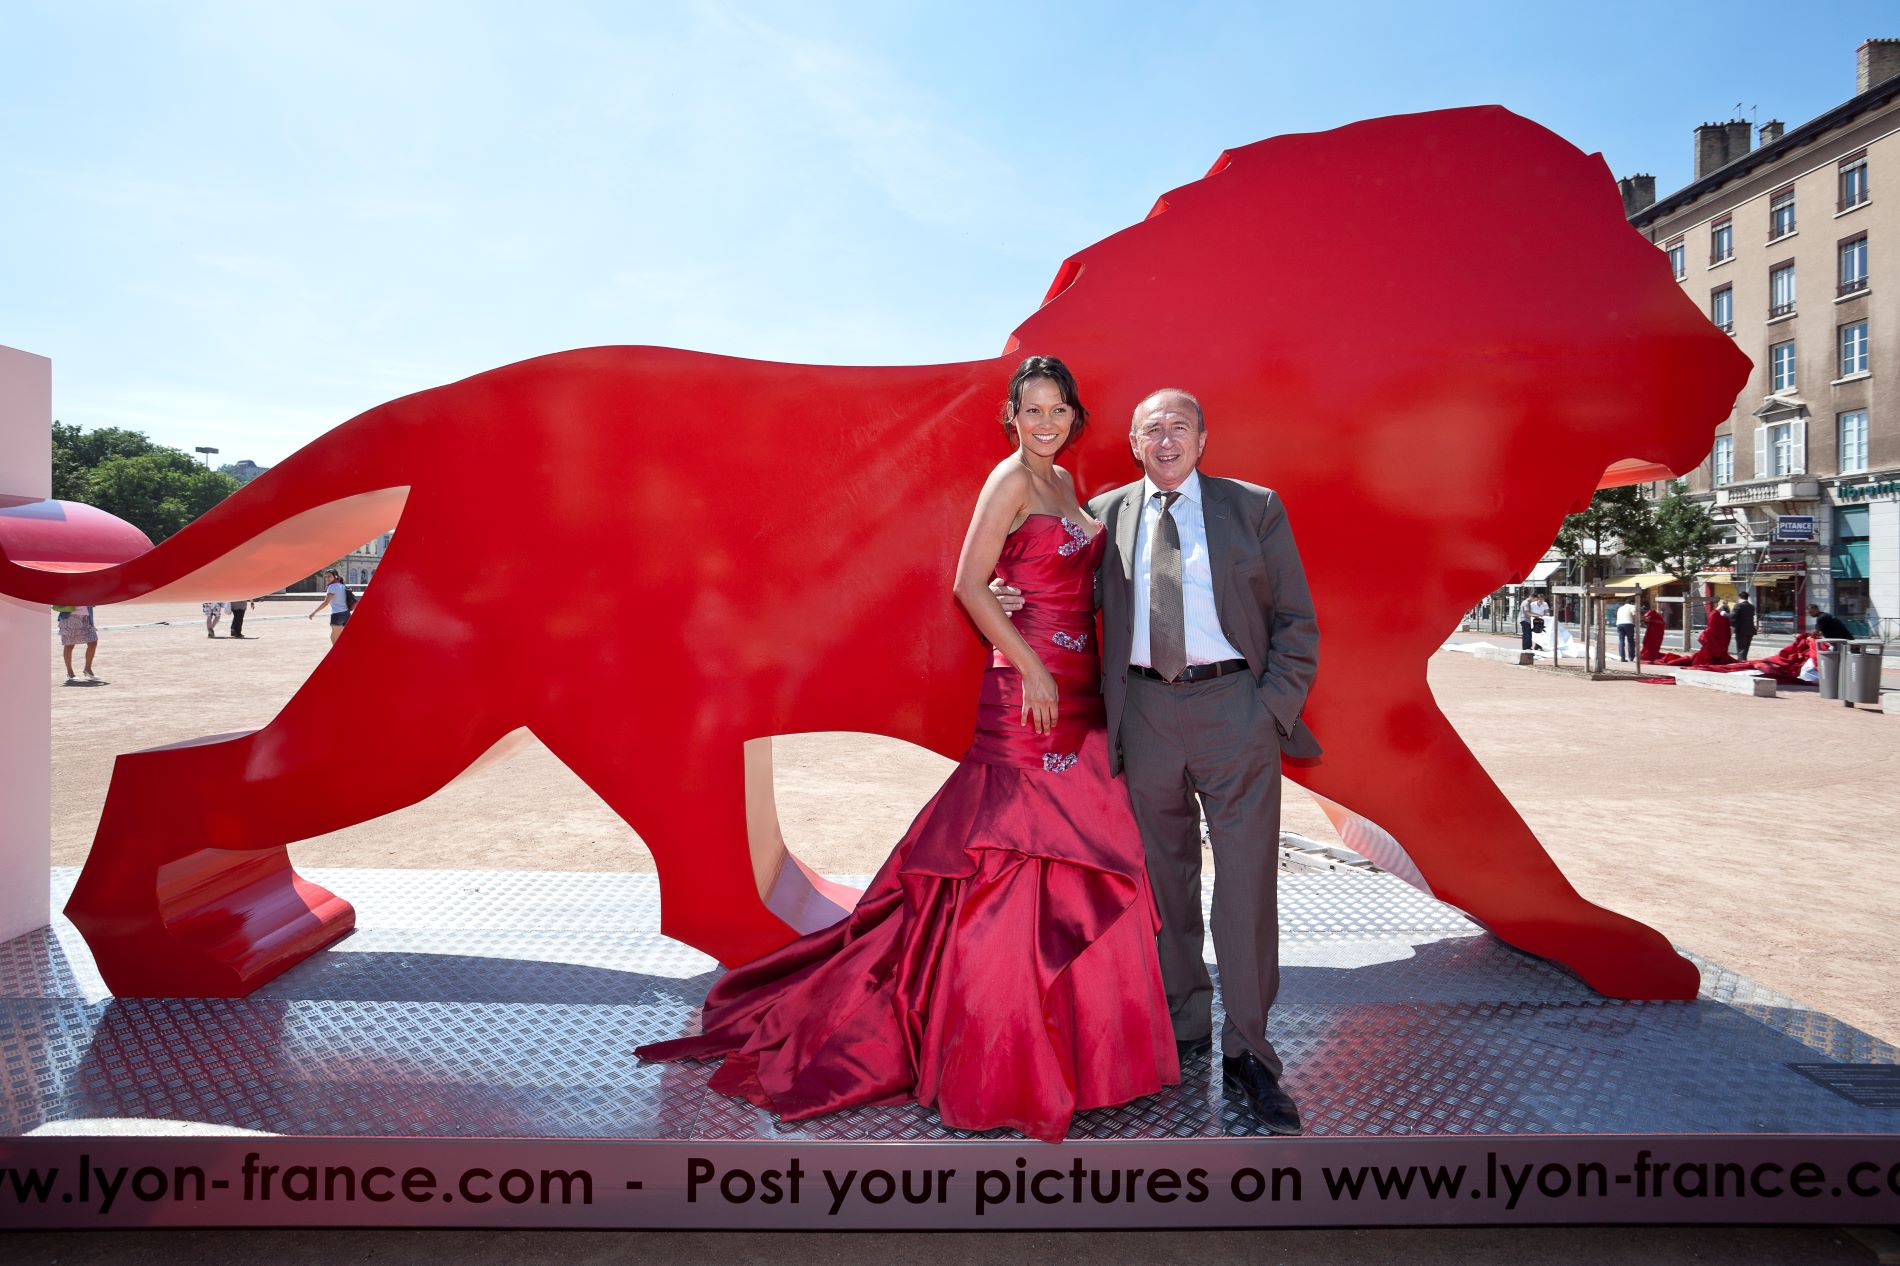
[1091,388,1320,1134]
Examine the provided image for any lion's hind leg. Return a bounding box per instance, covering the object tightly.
[66,729,354,997]
[65,628,516,997]
[535,715,816,970]
[1292,681,1699,1001]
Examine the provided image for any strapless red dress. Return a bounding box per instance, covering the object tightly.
[637,515,1178,1141]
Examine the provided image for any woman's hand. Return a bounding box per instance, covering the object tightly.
[1020,663,1059,735]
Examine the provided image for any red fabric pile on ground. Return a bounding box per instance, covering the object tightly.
[1700,633,1816,683]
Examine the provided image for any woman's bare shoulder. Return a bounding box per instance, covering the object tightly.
[984,456,1031,487]
[975,458,1035,504]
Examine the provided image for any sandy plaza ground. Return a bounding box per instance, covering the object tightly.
[38,600,1900,1048]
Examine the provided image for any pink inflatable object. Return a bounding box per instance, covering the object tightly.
[0,497,150,572]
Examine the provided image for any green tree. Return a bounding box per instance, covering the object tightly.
[50,436,84,502]
[1554,486,1654,671]
[51,421,239,543]
[1632,482,1726,650]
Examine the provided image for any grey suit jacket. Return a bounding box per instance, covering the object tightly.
[1088,475,1322,773]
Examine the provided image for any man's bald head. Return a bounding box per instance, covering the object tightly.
[1132,388,1205,434]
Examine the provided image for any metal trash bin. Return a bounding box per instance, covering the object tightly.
[1844,640,1886,709]
[1816,641,1844,699]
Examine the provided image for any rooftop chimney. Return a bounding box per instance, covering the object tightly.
[1759,119,1785,145]
[1694,123,1727,179]
[1694,120,1750,179]
[1859,38,1900,93]
[1619,174,1657,217]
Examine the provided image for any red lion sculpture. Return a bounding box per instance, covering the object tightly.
[0,107,1747,1000]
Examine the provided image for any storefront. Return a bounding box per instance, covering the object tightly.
[1833,503,1870,633]
[1833,475,1898,638]
[1749,570,1807,632]
[1603,572,1681,628]
[1701,566,1785,611]
[1713,475,1826,634]
[1728,542,1810,632]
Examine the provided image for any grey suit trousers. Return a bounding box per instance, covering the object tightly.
[1120,668,1283,1076]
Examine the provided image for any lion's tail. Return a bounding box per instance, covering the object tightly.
[0,399,413,607]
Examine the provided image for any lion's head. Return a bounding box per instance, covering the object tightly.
[1010,107,1749,531]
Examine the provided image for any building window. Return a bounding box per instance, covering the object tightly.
[1711,285,1734,332]
[1713,434,1734,486]
[1710,217,1733,263]
[1769,262,1796,318]
[1839,233,1869,295]
[1769,186,1796,239]
[1839,409,1869,473]
[1835,505,1871,600]
[1840,320,1869,376]
[1769,340,1796,392]
[1757,419,1805,478]
[1840,152,1870,210]
[1666,240,1685,280]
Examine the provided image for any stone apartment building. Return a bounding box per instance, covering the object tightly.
[1625,39,1900,637]
[286,532,393,594]
[341,531,392,587]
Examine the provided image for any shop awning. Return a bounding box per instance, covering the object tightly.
[1516,560,1562,586]
[1603,572,1677,591]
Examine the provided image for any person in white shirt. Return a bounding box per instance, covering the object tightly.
[1520,592,1550,650]
[1615,599,1637,662]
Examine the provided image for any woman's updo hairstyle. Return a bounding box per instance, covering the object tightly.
[999,354,1089,444]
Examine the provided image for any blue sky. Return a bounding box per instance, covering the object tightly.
[0,1,1885,465]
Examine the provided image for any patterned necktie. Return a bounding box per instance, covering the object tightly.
[1149,490,1186,681]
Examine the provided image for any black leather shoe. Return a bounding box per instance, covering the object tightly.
[1176,1034,1212,1062]
[1222,1052,1302,1135]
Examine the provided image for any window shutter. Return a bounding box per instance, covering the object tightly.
[1792,419,1806,475]
[1755,426,1769,479]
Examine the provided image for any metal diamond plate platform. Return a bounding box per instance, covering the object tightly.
[2,866,1896,1143]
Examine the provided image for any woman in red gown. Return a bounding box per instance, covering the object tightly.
[638,356,1179,1142]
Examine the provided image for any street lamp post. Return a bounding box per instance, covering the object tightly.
[194,446,219,468]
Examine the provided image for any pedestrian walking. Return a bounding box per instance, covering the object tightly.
[307,570,354,645]
[54,605,101,684]
[202,601,223,638]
